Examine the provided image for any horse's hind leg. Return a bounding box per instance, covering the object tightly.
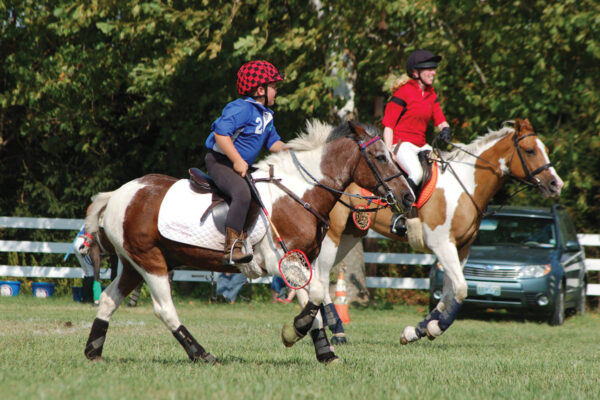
[143,271,217,364]
[401,245,467,344]
[85,259,142,360]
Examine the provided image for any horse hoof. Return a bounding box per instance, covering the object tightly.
[318,353,340,364]
[330,334,347,345]
[326,355,340,365]
[281,324,301,347]
[201,353,219,365]
[426,320,443,340]
[89,356,105,363]
[400,326,419,345]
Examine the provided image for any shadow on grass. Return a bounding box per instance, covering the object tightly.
[103,355,317,367]
[456,308,550,324]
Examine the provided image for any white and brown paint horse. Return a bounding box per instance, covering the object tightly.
[289,118,564,345]
[81,120,414,364]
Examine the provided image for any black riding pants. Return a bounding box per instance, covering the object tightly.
[204,150,251,233]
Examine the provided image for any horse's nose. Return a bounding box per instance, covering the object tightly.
[550,173,564,194]
[403,192,415,209]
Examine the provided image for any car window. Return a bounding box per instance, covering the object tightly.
[474,216,556,248]
[557,210,579,249]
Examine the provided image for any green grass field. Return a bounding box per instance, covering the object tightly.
[1,296,599,400]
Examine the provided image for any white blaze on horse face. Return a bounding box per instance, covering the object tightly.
[536,138,564,192]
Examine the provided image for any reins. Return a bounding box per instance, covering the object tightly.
[289,143,399,213]
[251,135,403,246]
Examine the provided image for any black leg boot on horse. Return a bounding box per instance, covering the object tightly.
[282,302,339,364]
[84,318,109,361]
[223,227,253,265]
[172,325,218,365]
[310,328,339,363]
[281,301,320,347]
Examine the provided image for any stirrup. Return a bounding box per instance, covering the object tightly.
[391,213,407,236]
[223,237,253,265]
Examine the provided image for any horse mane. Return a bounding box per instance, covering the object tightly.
[256,119,379,169]
[440,124,515,161]
[286,120,334,151]
[326,121,380,143]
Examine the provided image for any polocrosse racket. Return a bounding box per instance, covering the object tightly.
[245,175,313,289]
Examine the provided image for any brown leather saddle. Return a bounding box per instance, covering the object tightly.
[188,168,261,235]
[406,150,433,218]
[418,150,434,193]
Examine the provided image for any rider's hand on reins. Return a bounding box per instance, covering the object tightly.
[234,159,248,177]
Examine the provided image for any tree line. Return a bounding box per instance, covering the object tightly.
[1,1,599,233]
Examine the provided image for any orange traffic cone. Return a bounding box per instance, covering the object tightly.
[334,272,350,324]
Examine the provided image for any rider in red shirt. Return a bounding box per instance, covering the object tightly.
[382,49,452,235]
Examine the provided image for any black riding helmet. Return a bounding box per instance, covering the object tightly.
[406,49,442,75]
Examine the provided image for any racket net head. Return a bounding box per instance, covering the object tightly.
[278,249,312,290]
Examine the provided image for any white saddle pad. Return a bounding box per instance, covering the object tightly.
[157,179,267,251]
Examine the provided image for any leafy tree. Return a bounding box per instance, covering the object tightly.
[0,0,598,234]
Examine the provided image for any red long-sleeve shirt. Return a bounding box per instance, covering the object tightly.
[381,79,446,147]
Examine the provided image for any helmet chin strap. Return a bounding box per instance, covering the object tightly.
[251,85,268,105]
[414,70,432,87]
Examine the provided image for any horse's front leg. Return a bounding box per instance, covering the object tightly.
[281,260,338,363]
[401,244,467,344]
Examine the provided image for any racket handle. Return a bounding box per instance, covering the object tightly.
[245,174,289,254]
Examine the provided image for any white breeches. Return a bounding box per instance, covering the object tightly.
[395,142,432,185]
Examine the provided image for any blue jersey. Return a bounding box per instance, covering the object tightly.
[205,97,281,165]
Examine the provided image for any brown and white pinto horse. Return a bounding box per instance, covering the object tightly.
[289,118,564,345]
[82,120,413,364]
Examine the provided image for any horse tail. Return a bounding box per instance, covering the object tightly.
[84,191,114,238]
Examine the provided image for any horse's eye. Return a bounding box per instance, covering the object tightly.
[525,148,536,155]
[376,155,387,162]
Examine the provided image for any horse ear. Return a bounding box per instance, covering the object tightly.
[515,118,533,135]
[347,120,366,138]
[514,119,523,132]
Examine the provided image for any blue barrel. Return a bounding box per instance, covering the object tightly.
[71,286,83,302]
[31,282,56,298]
[0,281,22,296]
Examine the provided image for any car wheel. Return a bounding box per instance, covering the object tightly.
[576,281,586,316]
[549,280,565,326]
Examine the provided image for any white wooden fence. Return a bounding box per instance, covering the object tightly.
[0,217,598,295]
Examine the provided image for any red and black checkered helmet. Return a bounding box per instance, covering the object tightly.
[236,60,284,96]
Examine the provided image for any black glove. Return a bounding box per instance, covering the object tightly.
[438,126,452,144]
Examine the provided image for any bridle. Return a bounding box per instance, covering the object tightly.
[511,132,552,188]
[249,135,406,253]
[356,136,405,206]
[290,135,404,209]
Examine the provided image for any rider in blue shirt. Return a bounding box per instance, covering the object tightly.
[205,60,287,265]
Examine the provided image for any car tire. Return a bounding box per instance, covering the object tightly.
[549,280,565,326]
[576,281,586,316]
